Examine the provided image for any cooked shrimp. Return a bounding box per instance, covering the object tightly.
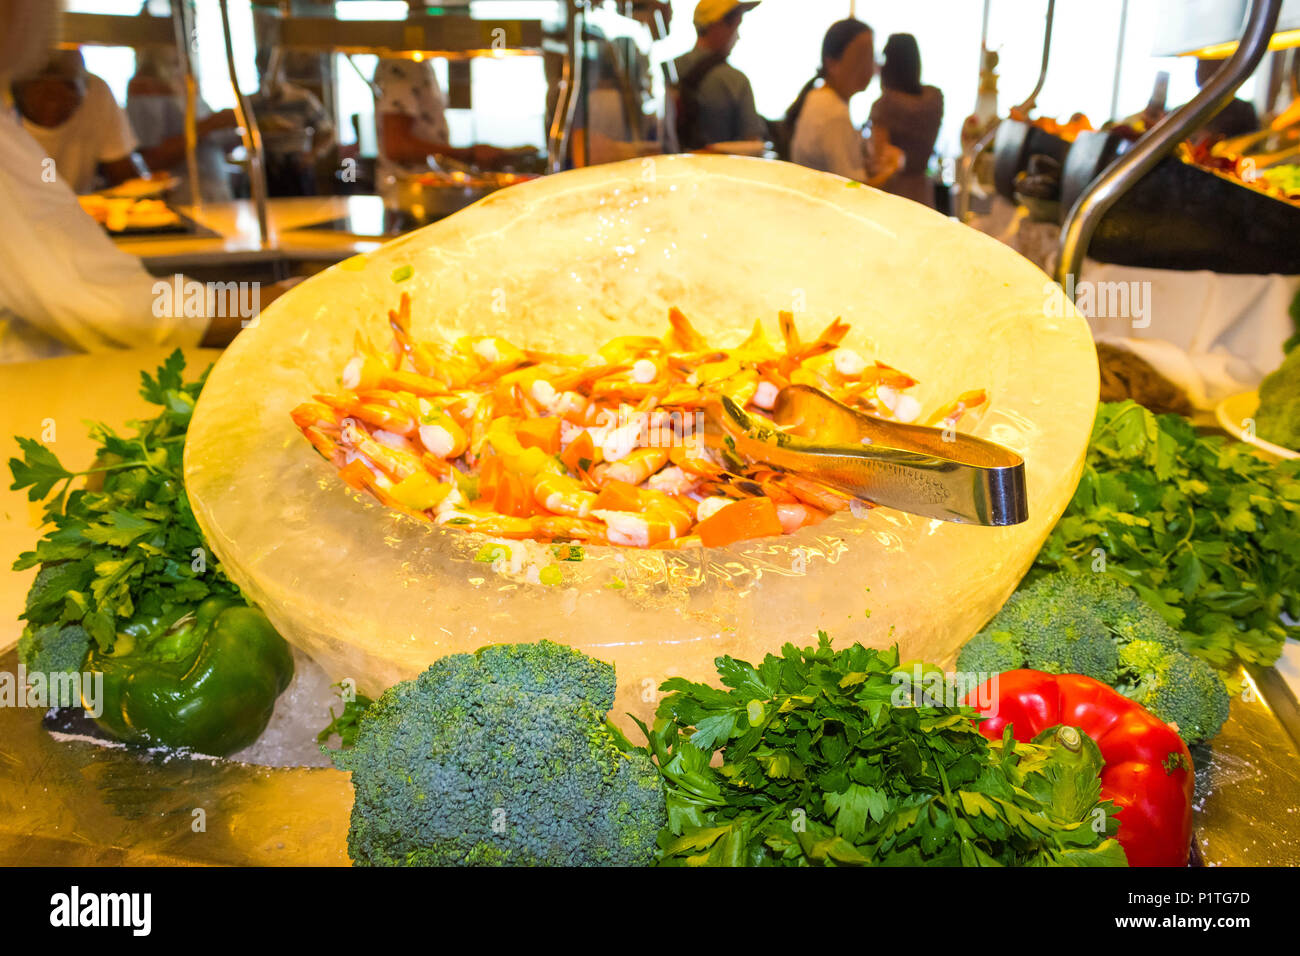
[295,301,975,549]
[315,392,420,437]
[340,420,423,482]
[667,307,710,353]
[533,473,598,518]
[776,502,829,534]
[644,465,698,497]
[418,413,468,459]
[594,447,669,486]
[769,473,856,513]
[928,389,988,427]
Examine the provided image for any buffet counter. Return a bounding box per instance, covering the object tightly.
[111,196,389,275]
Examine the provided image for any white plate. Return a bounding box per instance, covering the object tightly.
[1215,390,1298,460]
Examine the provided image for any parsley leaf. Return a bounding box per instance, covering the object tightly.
[8,436,76,502]
[10,350,242,669]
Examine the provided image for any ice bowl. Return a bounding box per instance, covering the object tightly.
[184,155,1099,728]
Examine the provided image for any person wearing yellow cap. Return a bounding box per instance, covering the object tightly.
[671,0,766,151]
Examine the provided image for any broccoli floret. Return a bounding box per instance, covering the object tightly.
[333,640,665,867]
[956,571,1231,744]
[17,623,90,680]
[956,629,1025,674]
[1072,575,1182,651]
[965,574,1122,682]
[475,640,615,712]
[1256,345,1300,452]
[1117,641,1231,744]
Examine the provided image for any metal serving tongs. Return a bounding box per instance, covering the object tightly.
[708,385,1028,526]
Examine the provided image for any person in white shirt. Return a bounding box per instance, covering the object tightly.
[11,50,143,194]
[373,57,531,191]
[786,18,900,187]
[0,1,295,362]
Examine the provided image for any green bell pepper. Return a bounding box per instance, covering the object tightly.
[87,596,294,756]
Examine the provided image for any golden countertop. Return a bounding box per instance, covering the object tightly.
[110,196,386,269]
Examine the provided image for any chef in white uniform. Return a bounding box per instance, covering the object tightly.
[11,50,142,194]
[0,0,289,362]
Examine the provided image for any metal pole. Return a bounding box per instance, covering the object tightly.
[576,4,589,168]
[957,0,1055,222]
[1056,0,1283,291]
[170,0,201,210]
[1016,0,1055,115]
[955,123,998,223]
[218,0,269,245]
[547,0,583,172]
[1110,0,1129,122]
[956,0,993,223]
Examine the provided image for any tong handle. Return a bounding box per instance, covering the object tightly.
[773,385,1020,469]
[718,388,1029,526]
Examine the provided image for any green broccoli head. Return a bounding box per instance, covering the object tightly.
[957,570,1232,744]
[955,629,1025,674]
[1256,346,1300,452]
[474,640,616,713]
[333,641,665,867]
[957,572,1186,687]
[961,573,1123,683]
[1117,641,1231,745]
[1072,573,1182,651]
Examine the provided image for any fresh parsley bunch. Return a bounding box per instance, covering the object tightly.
[1032,401,1300,677]
[9,350,241,672]
[639,635,1126,867]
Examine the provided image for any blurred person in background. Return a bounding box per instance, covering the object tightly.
[583,37,661,165]
[0,0,296,361]
[9,49,144,193]
[671,0,766,150]
[127,46,239,202]
[249,49,336,196]
[1194,57,1260,140]
[869,33,943,207]
[373,57,531,194]
[786,19,901,187]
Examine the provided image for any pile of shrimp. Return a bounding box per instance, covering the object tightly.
[290,294,986,548]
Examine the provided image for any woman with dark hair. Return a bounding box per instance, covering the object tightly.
[869,33,944,207]
[786,18,900,186]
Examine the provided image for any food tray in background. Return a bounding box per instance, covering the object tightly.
[105,208,222,239]
[77,195,221,238]
[1059,136,1300,274]
[992,120,1072,202]
[1,642,1296,867]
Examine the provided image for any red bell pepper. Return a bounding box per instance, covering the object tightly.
[965,670,1194,867]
